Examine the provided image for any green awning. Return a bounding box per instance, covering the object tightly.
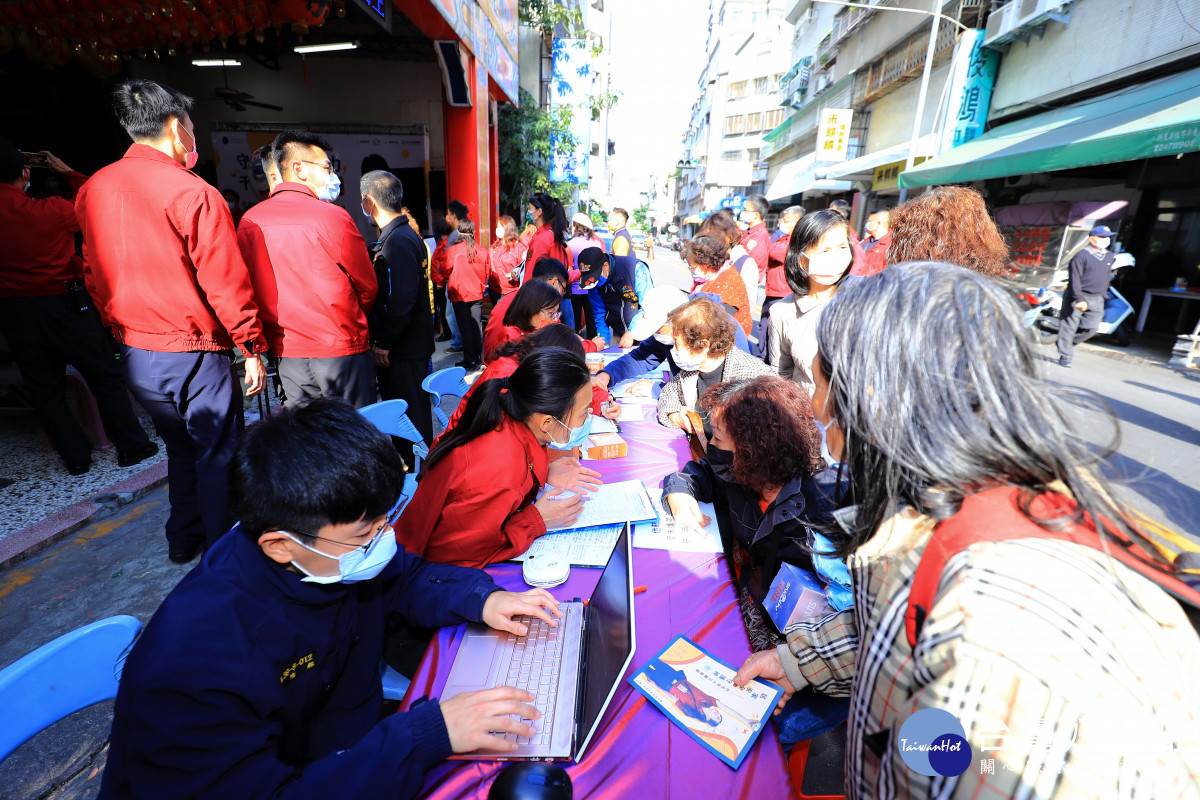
[763,116,793,142]
[899,65,1200,188]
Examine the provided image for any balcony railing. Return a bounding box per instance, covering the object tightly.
[851,3,963,107]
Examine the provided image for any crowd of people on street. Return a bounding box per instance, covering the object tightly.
[3,76,1197,799]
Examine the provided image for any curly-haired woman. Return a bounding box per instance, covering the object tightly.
[663,375,839,651]
[886,185,1010,277]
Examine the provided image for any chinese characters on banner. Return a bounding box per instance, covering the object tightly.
[938,29,1000,153]
[817,108,853,161]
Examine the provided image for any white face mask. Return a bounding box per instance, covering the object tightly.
[671,344,707,372]
[652,332,674,346]
[804,249,852,282]
[495,226,505,240]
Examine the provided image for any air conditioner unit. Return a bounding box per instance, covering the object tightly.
[1015,0,1071,28]
[984,0,1072,47]
[983,1,1017,45]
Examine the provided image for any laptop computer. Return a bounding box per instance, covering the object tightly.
[441,523,636,762]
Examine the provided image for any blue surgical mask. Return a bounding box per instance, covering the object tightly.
[361,202,372,219]
[319,172,342,202]
[285,525,397,584]
[652,332,674,346]
[548,413,594,450]
[671,344,706,372]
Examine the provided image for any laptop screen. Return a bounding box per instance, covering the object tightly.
[574,524,635,761]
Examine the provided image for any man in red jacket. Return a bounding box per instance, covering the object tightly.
[737,194,772,283]
[0,139,157,476]
[76,80,269,563]
[853,208,891,277]
[237,131,379,409]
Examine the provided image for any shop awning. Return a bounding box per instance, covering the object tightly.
[816,135,937,181]
[766,153,853,202]
[899,65,1200,188]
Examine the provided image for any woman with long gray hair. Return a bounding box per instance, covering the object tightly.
[734,261,1200,798]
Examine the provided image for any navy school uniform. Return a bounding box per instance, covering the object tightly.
[99,525,500,800]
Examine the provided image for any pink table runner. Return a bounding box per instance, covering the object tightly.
[400,408,792,799]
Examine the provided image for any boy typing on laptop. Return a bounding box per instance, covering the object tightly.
[99,398,562,800]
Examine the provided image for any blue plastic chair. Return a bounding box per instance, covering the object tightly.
[358,400,427,702]
[0,615,142,761]
[421,366,470,429]
[359,399,428,517]
[379,662,411,702]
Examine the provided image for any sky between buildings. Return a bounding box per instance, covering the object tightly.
[606,0,711,207]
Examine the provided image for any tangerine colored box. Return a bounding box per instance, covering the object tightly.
[585,432,627,460]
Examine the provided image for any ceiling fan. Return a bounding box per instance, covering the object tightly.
[215,86,283,112]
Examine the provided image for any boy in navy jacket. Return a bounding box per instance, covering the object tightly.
[100,398,561,799]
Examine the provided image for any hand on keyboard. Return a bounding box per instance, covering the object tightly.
[496,614,567,747]
[440,686,541,753]
[482,588,563,636]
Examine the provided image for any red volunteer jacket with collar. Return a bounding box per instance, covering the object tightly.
[0,171,88,297]
[397,414,549,568]
[765,230,792,298]
[522,226,570,283]
[740,222,771,282]
[76,144,266,356]
[237,182,377,358]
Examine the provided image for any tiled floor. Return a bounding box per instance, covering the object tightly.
[0,340,475,543]
[0,409,166,539]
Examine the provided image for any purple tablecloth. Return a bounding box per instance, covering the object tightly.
[399,403,793,799]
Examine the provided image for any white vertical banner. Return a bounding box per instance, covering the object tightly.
[550,38,592,184]
[817,108,853,161]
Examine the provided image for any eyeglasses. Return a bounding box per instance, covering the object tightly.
[289,522,388,552]
[299,159,334,174]
[539,309,562,320]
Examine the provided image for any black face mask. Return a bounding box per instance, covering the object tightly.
[706,444,734,481]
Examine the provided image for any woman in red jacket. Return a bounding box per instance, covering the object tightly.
[446,219,490,370]
[429,219,455,341]
[441,324,618,438]
[488,214,526,306]
[523,193,570,283]
[397,348,602,568]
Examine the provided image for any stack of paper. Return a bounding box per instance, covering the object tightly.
[544,479,656,532]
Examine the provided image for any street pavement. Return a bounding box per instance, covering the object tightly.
[1035,342,1200,539]
[0,274,1197,798]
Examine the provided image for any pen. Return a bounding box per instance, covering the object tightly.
[585,586,647,606]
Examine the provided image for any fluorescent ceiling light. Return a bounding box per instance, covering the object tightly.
[192,59,241,66]
[294,41,358,54]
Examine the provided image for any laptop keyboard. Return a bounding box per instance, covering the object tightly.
[497,612,568,747]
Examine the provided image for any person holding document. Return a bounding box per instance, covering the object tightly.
[397,348,603,568]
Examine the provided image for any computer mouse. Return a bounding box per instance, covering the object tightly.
[522,550,570,588]
[488,762,573,800]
